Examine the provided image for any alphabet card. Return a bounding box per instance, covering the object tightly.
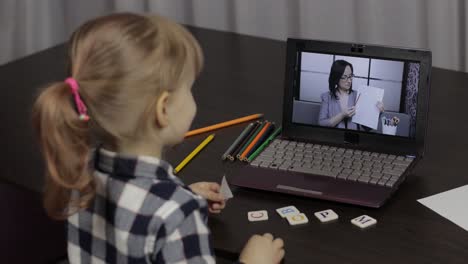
[314,209,339,223]
[351,215,377,228]
[276,206,300,218]
[286,213,309,225]
[248,210,269,222]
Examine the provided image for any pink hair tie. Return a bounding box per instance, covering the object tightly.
[65,77,90,121]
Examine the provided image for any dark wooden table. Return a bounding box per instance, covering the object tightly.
[1,26,467,263]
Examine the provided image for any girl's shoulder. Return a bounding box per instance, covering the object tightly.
[149,180,208,230]
[148,179,206,204]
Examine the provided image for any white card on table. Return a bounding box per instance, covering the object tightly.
[276,205,300,218]
[314,209,339,222]
[351,215,377,228]
[286,213,309,225]
[248,210,268,222]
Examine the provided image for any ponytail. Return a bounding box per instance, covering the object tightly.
[32,81,95,219]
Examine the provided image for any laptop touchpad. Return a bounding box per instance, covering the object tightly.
[276,175,330,196]
[276,184,324,196]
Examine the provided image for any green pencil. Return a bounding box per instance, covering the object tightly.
[243,123,275,161]
[247,126,282,162]
[236,121,267,160]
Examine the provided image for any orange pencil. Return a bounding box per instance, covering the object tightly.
[185,113,264,137]
[239,121,271,160]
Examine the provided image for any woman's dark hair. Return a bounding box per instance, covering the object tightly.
[328,60,354,99]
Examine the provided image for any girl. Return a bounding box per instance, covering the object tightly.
[32,13,284,264]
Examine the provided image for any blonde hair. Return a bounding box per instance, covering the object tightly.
[32,13,203,219]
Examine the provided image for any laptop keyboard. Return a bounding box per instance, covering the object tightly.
[249,139,414,188]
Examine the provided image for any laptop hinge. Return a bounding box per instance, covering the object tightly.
[344,132,359,144]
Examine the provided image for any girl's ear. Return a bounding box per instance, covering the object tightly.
[155,91,170,128]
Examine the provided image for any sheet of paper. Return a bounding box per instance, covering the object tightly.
[417,184,468,232]
[351,85,384,130]
[220,175,233,200]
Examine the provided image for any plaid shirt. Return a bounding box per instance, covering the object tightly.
[67,148,216,263]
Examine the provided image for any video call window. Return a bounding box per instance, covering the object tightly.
[292,52,420,138]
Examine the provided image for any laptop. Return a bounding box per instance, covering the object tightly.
[229,38,431,208]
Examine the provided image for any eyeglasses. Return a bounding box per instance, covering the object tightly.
[340,74,355,81]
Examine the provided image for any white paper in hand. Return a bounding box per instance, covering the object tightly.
[352,85,384,130]
[220,175,233,200]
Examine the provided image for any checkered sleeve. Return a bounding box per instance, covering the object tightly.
[152,195,215,263]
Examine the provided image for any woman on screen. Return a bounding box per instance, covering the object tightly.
[318,60,384,130]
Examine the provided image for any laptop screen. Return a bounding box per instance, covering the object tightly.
[292,52,420,139]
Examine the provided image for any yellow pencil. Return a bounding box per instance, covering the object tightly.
[174,134,215,174]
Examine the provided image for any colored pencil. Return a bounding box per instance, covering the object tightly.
[244,123,276,161]
[231,122,261,160]
[174,134,215,173]
[236,121,266,159]
[185,113,263,137]
[240,121,272,160]
[221,122,255,161]
[247,126,282,162]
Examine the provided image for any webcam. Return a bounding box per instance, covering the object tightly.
[351,44,365,53]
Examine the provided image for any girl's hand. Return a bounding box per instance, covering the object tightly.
[189,182,226,213]
[239,233,285,264]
